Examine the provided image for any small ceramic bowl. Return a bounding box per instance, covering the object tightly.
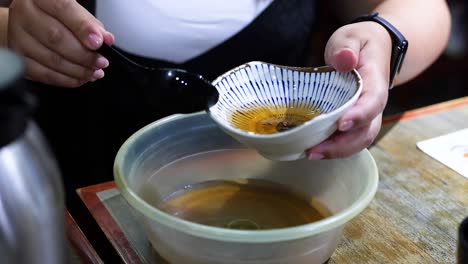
[208,61,363,161]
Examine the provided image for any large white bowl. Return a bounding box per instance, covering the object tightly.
[114,112,378,264]
[208,61,362,161]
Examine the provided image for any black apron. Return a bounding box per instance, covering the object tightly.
[31,0,318,200]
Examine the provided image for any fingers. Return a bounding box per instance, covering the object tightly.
[324,29,360,72]
[324,23,391,133]
[18,1,102,68]
[8,0,112,87]
[337,62,388,132]
[14,26,97,81]
[337,29,390,132]
[313,22,393,159]
[33,0,111,50]
[306,114,382,159]
[24,56,85,88]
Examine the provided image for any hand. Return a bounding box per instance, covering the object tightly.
[306,21,392,160]
[8,0,114,87]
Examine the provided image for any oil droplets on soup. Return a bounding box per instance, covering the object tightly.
[229,105,321,134]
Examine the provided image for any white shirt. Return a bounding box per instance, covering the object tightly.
[96,0,274,63]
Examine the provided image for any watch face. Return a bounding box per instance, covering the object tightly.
[389,51,402,89]
[395,47,405,73]
[389,40,408,89]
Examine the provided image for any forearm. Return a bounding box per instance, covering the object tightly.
[375,0,451,85]
[335,0,451,86]
[0,7,7,47]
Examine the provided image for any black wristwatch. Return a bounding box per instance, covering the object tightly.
[351,12,408,89]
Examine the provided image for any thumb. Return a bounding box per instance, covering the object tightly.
[324,36,360,72]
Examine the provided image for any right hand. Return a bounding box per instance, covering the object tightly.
[8,0,114,87]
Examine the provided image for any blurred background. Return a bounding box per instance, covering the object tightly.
[385,0,468,115]
[314,0,468,116]
[1,0,466,115]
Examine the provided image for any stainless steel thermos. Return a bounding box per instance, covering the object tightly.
[0,49,66,263]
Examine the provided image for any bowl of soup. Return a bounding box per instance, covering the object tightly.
[208,61,362,161]
[114,111,378,264]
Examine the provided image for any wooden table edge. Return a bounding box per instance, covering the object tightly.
[76,182,143,264]
[383,96,468,124]
[66,210,104,264]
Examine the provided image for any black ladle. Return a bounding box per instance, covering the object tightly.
[97,44,219,114]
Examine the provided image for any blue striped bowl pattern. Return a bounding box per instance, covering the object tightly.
[209,61,361,135]
[208,61,362,160]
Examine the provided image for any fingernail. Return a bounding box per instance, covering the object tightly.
[107,32,115,43]
[92,69,104,80]
[95,56,109,68]
[339,120,354,131]
[307,153,324,160]
[87,33,102,49]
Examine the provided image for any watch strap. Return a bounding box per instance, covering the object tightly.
[351,12,408,89]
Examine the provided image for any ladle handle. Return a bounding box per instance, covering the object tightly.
[97,44,152,72]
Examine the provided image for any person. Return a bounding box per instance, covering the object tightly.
[0,0,451,192]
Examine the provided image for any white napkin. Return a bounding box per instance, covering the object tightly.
[416,128,468,179]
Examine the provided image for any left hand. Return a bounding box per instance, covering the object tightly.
[306,21,392,160]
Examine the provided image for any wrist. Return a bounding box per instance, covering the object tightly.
[350,12,409,89]
[360,21,393,51]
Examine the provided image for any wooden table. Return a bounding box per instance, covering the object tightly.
[66,210,103,264]
[77,97,468,264]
